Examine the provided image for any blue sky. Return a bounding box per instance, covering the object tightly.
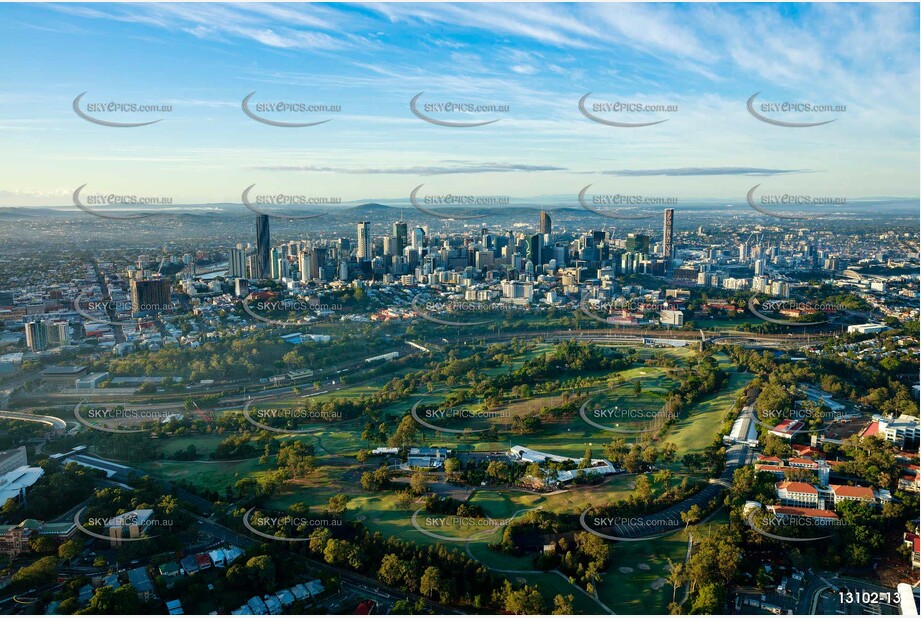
[0,2,918,207]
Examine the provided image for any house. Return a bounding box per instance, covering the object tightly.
[263,595,282,615]
[194,552,213,571]
[246,596,269,615]
[102,573,120,589]
[127,566,156,602]
[303,579,325,597]
[180,554,199,575]
[290,584,309,601]
[275,589,296,608]
[165,599,184,615]
[159,562,181,578]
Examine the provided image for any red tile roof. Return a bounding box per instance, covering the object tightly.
[860,421,880,437]
[776,481,818,495]
[769,505,839,520]
[829,484,875,500]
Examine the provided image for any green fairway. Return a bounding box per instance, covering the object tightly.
[597,527,690,614]
[663,371,752,453]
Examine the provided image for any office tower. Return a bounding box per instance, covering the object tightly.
[255,214,271,279]
[539,210,552,236]
[662,208,674,265]
[234,279,249,297]
[526,234,543,266]
[357,221,371,260]
[624,233,650,254]
[24,320,47,352]
[392,221,407,255]
[130,278,171,314]
[411,227,425,250]
[383,236,394,257]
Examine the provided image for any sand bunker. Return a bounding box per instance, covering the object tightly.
[650,577,667,591]
[619,567,634,574]
[638,563,651,570]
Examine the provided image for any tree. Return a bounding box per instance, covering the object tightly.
[327,493,349,514]
[246,555,276,589]
[681,504,702,529]
[58,539,82,564]
[552,594,574,615]
[419,566,441,598]
[378,554,408,587]
[410,472,429,495]
[12,556,57,587]
[78,585,140,614]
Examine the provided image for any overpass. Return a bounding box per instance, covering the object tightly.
[0,410,67,431]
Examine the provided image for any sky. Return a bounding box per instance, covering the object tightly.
[0,2,918,208]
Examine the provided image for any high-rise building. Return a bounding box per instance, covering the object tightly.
[228,248,247,279]
[255,214,271,279]
[24,320,47,352]
[624,233,650,254]
[526,234,543,266]
[299,248,321,282]
[357,221,371,260]
[662,208,674,267]
[129,279,171,314]
[392,221,407,256]
[539,211,552,236]
[411,227,425,250]
[45,321,70,347]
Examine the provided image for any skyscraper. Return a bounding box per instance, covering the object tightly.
[357,221,371,260]
[662,208,674,267]
[539,210,552,236]
[392,221,407,256]
[228,248,247,279]
[24,320,47,352]
[255,215,271,279]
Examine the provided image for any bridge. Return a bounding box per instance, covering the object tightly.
[0,410,67,431]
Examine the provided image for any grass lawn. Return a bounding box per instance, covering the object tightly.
[597,527,690,614]
[663,371,752,453]
[135,457,270,491]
